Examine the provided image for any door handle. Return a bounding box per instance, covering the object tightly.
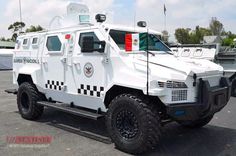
[42,58,47,64]
[73,61,81,70]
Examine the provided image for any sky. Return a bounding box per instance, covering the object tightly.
[0,0,236,41]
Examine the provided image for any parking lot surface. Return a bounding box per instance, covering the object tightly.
[0,71,236,156]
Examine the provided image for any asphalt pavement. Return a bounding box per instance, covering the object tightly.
[0,71,235,156]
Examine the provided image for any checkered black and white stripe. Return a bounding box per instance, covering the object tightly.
[78,84,104,97]
[45,80,64,91]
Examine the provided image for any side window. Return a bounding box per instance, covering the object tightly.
[32,37,39,49]
[46,36,62,51]
[32,38,38,45]
[109,30,134,50]
[16,39,21,49]
[22,38,30,49]
[23,39,28,45]
[79,32,100,52]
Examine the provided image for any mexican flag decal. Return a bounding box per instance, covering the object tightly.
[125,33,147,52]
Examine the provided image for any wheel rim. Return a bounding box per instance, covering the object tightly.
[21,92,30,112]
[116,109,139,140]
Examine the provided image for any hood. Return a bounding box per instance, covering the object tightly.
[135,54,223,77]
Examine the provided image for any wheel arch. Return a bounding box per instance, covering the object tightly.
[17,74,33,85]
[104,85,166,110]
[16,66,41,86]
[104,85,143,108]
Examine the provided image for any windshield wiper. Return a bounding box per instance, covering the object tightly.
[163,51,174,55]
[147,51,155,56]
[148,50,173,55]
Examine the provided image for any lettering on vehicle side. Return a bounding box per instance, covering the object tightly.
[14,57,40,64]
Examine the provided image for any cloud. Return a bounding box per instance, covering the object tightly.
[135,0,236,41]
[1,0,236,41]
[2,0,114,37]
[5,0,69,27]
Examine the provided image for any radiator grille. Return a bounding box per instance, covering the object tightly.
[158,82,165,88]
[172,90,187,101]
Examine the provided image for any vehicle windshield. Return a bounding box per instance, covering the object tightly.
[109,29,171,53]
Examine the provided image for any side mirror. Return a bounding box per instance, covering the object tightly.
[81,36,94,53]
[95,41,106,53]
[81,36,106,53]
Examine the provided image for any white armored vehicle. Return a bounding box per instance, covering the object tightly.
[10,3,231,154]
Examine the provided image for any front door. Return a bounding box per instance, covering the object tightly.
[65,29,107,111]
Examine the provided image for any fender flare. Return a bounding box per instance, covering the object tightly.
[17,65,41,85]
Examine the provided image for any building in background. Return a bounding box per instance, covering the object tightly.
[0,41,15,49]
[0,41,15,70]
[203,36,226,44]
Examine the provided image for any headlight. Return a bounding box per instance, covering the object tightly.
[157,81,188,88]
[167,81,188,88]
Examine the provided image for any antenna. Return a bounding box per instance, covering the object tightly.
[19,0,22,22]
[146,28,149,96]
[133,10,136,31]
[137,21,149,95]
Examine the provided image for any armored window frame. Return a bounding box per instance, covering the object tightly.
[31,37,39,48]
[23,38,28,45]
[46,35,62,52]
[78,32,102,53]
[32,37,38,45]
[22,38,30,49]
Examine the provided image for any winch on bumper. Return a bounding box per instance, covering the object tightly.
[166,77,231,121]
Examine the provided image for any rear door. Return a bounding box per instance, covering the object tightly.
[42,34,66,100]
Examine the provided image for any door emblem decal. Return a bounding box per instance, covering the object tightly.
[84,63,94,78]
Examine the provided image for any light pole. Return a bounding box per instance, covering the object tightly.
[19,0,23,32]
[164,4,167,31]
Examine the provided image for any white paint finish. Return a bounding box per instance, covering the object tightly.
[13,23,224,112]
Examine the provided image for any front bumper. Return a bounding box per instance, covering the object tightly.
[166,77,231,121]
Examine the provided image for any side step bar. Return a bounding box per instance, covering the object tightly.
[37,101,104,120]
[48,122,112,144]
[5,89,18,95]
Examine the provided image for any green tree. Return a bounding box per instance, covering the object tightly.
[25,25,44,33]
[174,17,235,45]
[190,26,212,44]
[0,37,12,42]
[222,38,233,47]
[175,26,213,44]
[209,17,224,36]
[0,37,6,41]
[222,31,236,47]
[8,21,25,41]
[175,28,191,44]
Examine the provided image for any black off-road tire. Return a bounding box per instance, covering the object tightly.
[106,94,161,154]
[179,115,214,128]
[231,80,236,97]
[17,82,44,120]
